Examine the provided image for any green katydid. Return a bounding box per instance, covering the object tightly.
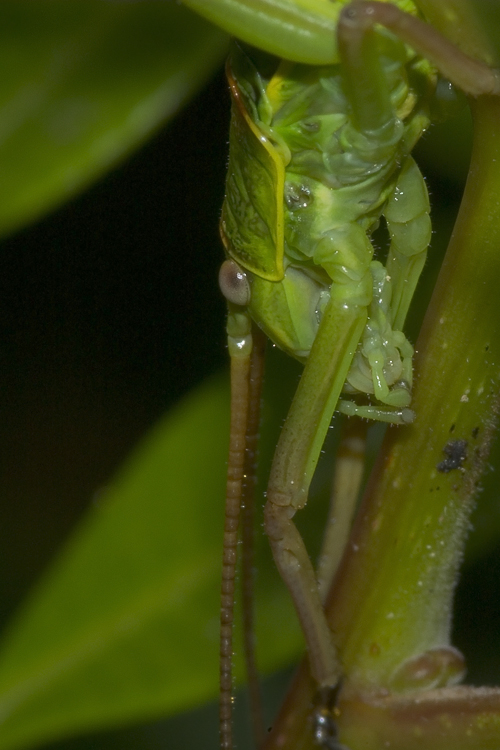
[217,2,500,748]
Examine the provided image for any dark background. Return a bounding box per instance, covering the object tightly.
[0,68,229,626]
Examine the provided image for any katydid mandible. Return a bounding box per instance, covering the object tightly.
[218,2,500,748]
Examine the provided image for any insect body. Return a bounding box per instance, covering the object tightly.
[220,21,433,422]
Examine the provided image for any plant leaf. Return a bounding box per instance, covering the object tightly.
[182,0,340,64]
[0,1,228,238]
[0,374,301,750]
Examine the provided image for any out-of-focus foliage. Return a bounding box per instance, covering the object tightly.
[0,375,302,749]
[0,1,228,238]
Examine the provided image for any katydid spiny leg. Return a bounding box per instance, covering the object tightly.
[240,326,266,747]
[219,258,267,747]
[219,311,252,750]
[219,296,267,749]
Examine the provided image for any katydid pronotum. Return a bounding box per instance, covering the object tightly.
[217,2,500,748]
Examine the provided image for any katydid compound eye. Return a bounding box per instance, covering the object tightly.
[218,259,251,306]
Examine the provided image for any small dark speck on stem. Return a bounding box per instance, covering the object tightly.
[437,439,468,473]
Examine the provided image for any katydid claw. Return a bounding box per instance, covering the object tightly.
[313,708,350,750]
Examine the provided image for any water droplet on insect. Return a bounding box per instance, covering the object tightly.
[285,182,312,209]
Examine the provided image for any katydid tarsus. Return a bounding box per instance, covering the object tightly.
[218,2,500,748]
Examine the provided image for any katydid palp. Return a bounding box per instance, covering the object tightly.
[217,3,500,748]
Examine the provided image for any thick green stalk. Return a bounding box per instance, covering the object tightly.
[264,95,500,750]
[327,95,500,684]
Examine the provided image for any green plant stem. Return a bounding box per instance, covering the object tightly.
[263,94,500,750]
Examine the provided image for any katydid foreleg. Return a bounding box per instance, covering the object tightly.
[219,301,266,750]
[219,310,253,750]
[240,325,266,747]
[385,157,431,332]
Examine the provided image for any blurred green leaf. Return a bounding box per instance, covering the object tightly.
[182,0,340,64]
[0,1,228,238]
[0,374,301,750]
[417,0,500,66]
